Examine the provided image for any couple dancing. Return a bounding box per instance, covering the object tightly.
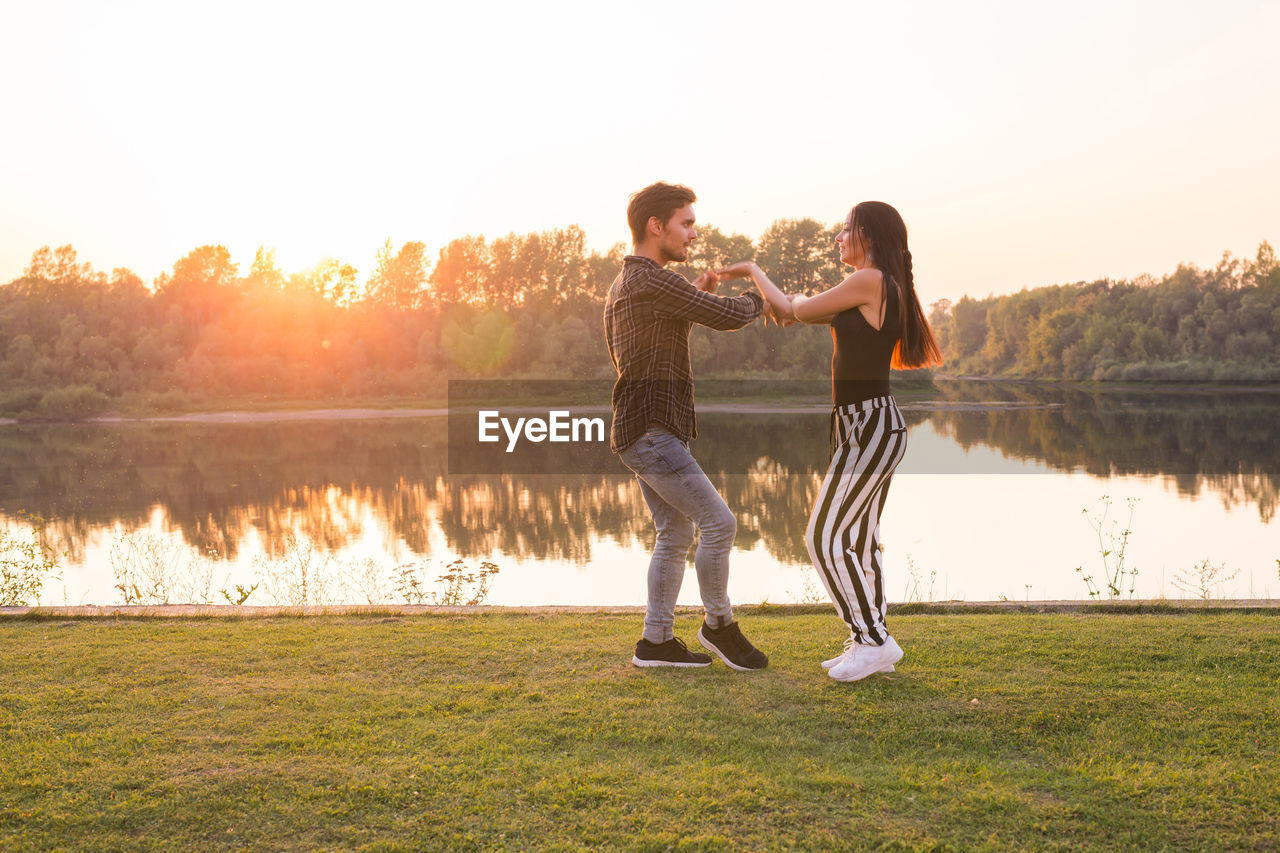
[604,182,941,683]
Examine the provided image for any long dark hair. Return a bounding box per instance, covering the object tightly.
[850,201,942,369]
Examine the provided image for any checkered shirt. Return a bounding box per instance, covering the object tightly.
[604,255,763,453]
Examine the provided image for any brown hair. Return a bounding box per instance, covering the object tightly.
[627,182,696,245]
[849,201,943,369]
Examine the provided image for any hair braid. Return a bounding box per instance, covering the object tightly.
[850,200,942,369]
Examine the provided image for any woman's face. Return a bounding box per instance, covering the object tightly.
[836,216,868,268]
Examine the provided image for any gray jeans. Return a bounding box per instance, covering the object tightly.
[618,427,736,643]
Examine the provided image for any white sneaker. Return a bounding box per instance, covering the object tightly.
[821,636,856,669]
[822,635,900,671]
[828,636,904,682]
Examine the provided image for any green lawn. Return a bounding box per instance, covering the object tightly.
[1,611,1277,851]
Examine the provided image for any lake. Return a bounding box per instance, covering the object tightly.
[2,381,1277,607]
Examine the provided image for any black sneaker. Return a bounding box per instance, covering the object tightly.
[698,621,768,671]
[632,637,713,668]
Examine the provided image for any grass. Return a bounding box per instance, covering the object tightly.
[1,610,1277,851]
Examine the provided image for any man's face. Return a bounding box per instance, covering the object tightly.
[655,204,698,264]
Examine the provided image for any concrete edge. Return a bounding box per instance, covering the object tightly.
[1,600,1277,619]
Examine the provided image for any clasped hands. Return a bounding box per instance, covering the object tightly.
[699,261,797,326]
[761,298,796,327]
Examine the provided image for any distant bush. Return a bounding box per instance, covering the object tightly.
[1212,361,1280,382]
[37,385,112,419]
[1094,362,1125,381]
[116,389,191,414]
[145,389,190,412]
[0,389,43,416]
[892,368,936,388]
[1119,360,1213,381]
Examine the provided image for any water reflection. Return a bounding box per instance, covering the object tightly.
[1,382,1276,604]
[920,383,1280,521]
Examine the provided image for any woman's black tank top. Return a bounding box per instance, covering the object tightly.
[830,277,900,405]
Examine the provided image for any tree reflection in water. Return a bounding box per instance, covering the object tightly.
[0,383,1275,598]
[920,383,1279,522]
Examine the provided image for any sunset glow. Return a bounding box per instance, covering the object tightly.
[2,0,1278,302]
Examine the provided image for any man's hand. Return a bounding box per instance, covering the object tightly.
[760,302,793,327]
[692,270,720,294]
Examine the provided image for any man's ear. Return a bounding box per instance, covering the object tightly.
[647,216,664,237]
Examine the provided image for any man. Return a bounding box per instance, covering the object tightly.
[604,182,769,671]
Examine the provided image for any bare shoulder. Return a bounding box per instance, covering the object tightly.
[836,267,884,298]
[793,267,883,322]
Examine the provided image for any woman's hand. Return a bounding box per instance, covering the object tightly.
[715,261,757,281]
[717,260,797,323]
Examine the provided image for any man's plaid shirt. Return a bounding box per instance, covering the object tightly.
[604,255,763,453]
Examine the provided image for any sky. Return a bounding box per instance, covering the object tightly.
[2,0,1277,304]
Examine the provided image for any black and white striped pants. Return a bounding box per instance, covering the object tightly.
[806,395,908,647]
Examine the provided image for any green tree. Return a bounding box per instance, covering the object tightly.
[584,243,626,303]
[292,259,359,305]
[154,245,241,330]
[244,247,286,291]
[929,299,953,353]
[440,306,515,375]
[536,226,590,307]
[1245,241,1278,289]
[24,244,100,285]
[755,218,843,294]
[431,236,490,306]
[365,240,430,311]
[949,297,989,364]
[673,224,756,280]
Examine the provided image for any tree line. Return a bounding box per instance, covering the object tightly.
[2,223,1276,418]
[0,220,852,418]
[928,243,1280,381]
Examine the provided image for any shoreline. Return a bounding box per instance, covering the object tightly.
[4,599,1278,619]
[67,399,1066,424]
[4,377,1279,426]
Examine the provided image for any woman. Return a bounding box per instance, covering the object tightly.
[718,201,941,682]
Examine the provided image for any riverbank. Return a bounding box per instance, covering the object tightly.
[5,600,1280,619]
[3,610,1276,850]
[61,396,1057,425]
[6,377,1280,424]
